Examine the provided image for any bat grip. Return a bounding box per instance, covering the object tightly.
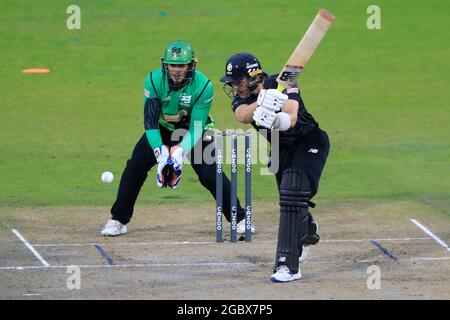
[276,84,285,92]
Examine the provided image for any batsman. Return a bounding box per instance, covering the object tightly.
[221,53,330,282]
[101,41,253,236]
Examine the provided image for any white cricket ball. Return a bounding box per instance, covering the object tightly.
[101,171,114,183]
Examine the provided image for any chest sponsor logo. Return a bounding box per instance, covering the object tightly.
[179,94,192,105]
[162,109,188,122]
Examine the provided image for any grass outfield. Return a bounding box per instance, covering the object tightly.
[0,1,449,215]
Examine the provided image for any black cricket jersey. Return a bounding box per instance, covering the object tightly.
[231,73,318,145]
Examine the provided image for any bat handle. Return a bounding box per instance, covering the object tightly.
[276,84,285,92]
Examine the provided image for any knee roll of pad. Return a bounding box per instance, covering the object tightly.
[280,168,311,243]
[279,168,312,208]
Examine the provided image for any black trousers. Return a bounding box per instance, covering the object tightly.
[111,127,246,225]
[274,127,330,195]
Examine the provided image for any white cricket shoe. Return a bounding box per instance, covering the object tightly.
[270,265,302,283]
[299,245,311,263]
[299,220,319,263]
[237,219,255,234]
[101,219,127,236]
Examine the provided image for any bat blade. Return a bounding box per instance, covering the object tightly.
[277,9,335,90]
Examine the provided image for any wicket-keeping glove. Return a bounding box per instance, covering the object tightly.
[154,145,171,188]
[168,145,185,189]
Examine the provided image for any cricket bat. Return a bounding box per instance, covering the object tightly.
[276,9,335,91]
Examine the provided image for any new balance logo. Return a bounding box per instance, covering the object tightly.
[308,148,318,154]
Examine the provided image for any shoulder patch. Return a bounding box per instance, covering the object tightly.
[286,87,299,94]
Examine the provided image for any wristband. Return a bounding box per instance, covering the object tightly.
[275,112,291,131]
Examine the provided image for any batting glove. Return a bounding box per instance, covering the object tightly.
[253,107,292,131]
[253,106,277,129]
[257,89,288,112]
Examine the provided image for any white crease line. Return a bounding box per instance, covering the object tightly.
[0,262,266,270]
[410,219,450,253]
[33,241,217,247]
[402,256,450,262]
[11,229,50,267]
[1,256,449,271]
[31,237,432,247]
[321,237,431,243]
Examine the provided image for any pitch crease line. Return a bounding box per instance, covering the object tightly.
[11,229,50,267]
[410,219,450,253]
[31,237,431,247]
[2,256,450,271]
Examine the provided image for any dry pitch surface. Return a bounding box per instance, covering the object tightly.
[0,200,449,300]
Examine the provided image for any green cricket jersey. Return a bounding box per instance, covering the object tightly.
[143,68,214,152]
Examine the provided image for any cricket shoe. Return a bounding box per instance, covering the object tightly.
[303,220,320,245]
[236,219,255,234]
[270,265,302,283]
[101,219,127,236]
[299,246,311,263]
[299,221,319,263]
